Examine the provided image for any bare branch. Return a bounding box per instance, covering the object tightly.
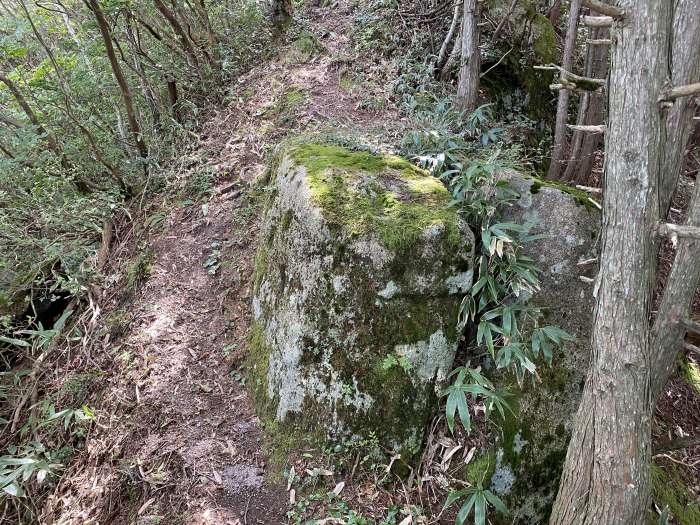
[654,435,700,454]
[586,38,612,45]
[582,15,613,27]
[657,223,700,239]
[567,124,606,133]
[581,0,625,18]
[659,82,700,101]
[682,318,700,335]
[536,64,607,87]
[576,185,602,194]
[550,83,605,94]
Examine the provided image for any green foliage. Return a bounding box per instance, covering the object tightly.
[443,366,511,434]
[0,310,93,510]
[400,102,574,524]
[126,251,153,291]
[0,442,63,498]
[444,483,508,525]
[0,0,275,322]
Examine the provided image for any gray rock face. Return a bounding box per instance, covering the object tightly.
[484,175,600,523]
[249,143,474,459]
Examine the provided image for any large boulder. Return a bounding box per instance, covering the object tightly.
[249,143,474,459]
[477,175,600,523]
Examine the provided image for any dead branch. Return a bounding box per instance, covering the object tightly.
[586,38,612,45]
[657,223,700,239]
[491,0,518,42]
[550,83,605,95]
[576,185,602,194]
[535,64,607,87]
[582,15,613,27]
[654,436,700,454]
[659,82,700,102]
[581,0,625,18]
[567,124,606,133]
[682,318,700,335]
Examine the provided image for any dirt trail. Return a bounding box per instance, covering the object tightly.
[45,4,401,524]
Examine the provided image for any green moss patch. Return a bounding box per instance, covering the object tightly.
[289,143,461,253]
[528,176,598,211]
[530,13,557,63]
[284,30,326,63]
[680,357,700,395]
[466,449,497,485]
[651,463,700,524]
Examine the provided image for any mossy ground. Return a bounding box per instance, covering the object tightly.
[680,357,700,395]
[289,143,462,254]
[651,463,700,524]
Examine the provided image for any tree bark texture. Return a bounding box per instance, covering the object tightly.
[456,0,479,111]
[548,0,582,180]
[549,0,672,523]
[658,0,700,217]
[651,177,700,401]
[563,26,609,184]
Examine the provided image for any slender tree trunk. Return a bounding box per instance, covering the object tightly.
[651,177,700,401]
[87,0,149,163]
[153,0,204,79]
[456,0,479,110]
[125,12,162,130]
[167,78,181,123]
[549,0,673,523]
[548,0,582,180]
[548,0,563,26]
[271,0,293,30]
[441,29,462,81]
[435,1,461,76]
[563,26,610,183]
[658,0,700,217]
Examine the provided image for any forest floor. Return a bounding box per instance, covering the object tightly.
[43,3,413,524]
[38,2,700,525]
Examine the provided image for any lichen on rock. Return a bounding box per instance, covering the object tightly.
[248,141,474,461]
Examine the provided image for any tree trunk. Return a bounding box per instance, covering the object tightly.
[563,26,609,184]
[87,0,149,163]
[549,0,673,523]
[167,78,181,123]
[456,0,479,111]
[435,1,461,76]
[658,0,700,217]
[548,0,582,180]
[440,29,462,81]
[271,0,293,30]
[651,174,700,401]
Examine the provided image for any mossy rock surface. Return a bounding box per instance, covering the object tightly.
[248,143,474,461]
[467,174,601,523]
